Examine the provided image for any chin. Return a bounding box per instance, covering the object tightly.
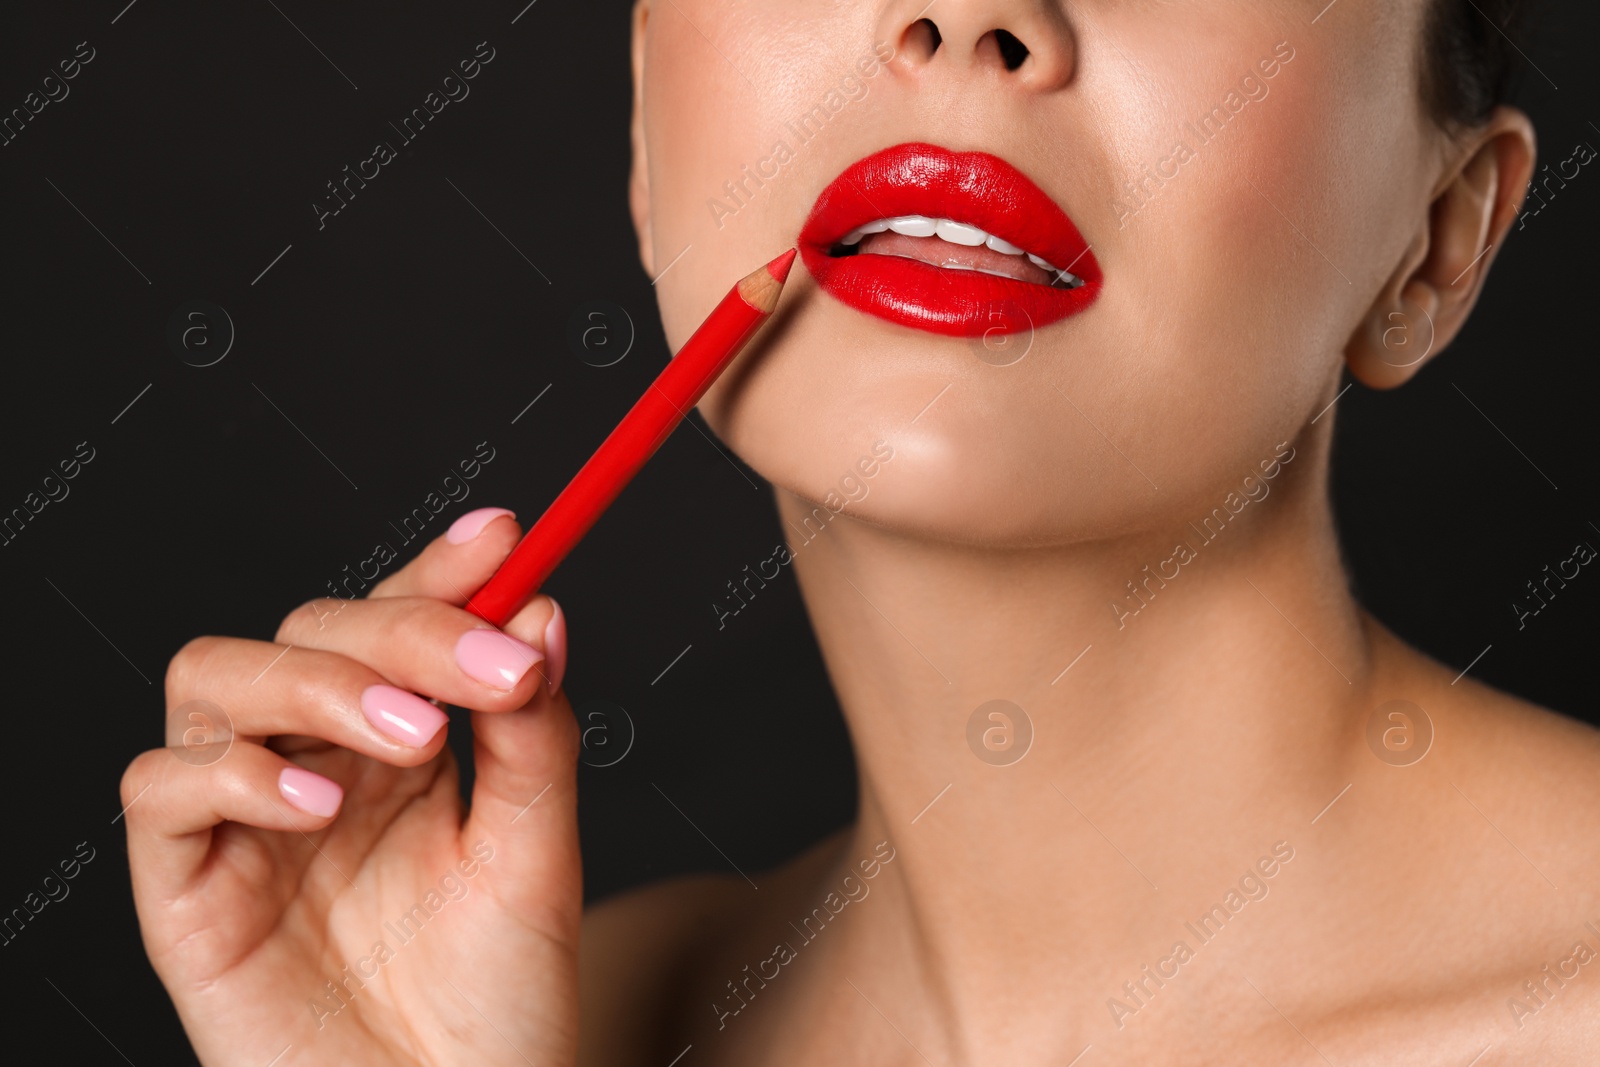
[701,332,1166,552]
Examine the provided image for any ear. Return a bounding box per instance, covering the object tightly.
[1345,106,1537,389]
[628,0,655,278]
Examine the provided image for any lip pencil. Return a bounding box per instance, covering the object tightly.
[465,248,798,627]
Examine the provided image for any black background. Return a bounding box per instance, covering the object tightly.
[0,1,1594,1061]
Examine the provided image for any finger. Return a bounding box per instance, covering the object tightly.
[165,636,449,762]
[503,594,567,696]
[369,507,522,603]
[123,743,344,891]
[275,597,550,712]
[461,600,581,937]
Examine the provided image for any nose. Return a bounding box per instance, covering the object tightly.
[876,0,1076,92]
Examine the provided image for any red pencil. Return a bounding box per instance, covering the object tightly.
[465,248,798,626]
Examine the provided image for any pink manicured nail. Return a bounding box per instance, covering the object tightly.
[446,507,516,544]
[544,601,567,693]
[360,684,448,747]
[456,628,543,690]
[279,766,343,817]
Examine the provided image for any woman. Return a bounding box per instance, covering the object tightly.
[124,0,1598,1062]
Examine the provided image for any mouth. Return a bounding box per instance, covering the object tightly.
[799,143,1102,337]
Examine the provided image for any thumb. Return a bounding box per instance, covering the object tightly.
[461,595,582,941]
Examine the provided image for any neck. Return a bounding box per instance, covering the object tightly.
[775,424,1382,1057]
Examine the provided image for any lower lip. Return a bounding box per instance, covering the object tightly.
[800,247,1101,337]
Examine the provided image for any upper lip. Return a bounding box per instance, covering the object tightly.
[799,142,1100,287]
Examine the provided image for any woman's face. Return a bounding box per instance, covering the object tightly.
[634,0,1441,546]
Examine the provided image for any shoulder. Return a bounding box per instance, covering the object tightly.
[1417,641,1600,836]
[1323,620,1600,1057]
[575,829,851,1066]
[1364,616,1600,908]
[576,870,749,1066]
[1366,615,1600,824]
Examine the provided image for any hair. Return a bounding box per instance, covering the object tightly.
[1422,0,1535,129]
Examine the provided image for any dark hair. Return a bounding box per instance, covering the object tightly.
[1423,0,1534,128]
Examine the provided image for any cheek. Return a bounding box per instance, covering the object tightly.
[1105,52,1339,451]
[1066,13,1425,507]
[645,2,884,348]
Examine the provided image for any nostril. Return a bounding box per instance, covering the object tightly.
[903,17,942,61]
[992,29,1029,71]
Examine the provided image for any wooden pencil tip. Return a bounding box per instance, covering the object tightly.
[766,247,798,283]
[737,248,798,312]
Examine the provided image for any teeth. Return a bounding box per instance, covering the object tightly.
[941,259,1066,284]
[836,215,1088,288]
[1026,251,1085,287]
[840,219,889,245]
[933,220,987,246]
[886,215,938,237]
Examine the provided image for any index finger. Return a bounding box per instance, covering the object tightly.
[369,506,522,603]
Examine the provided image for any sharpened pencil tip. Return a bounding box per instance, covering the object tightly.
[766,248,798,283]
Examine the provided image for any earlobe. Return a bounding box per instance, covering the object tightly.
[629,0,655,277]
[1347,230,1439,388]
[1345,107,1536,390]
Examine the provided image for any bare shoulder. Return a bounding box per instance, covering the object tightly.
[576,829,851,1066]
[1366,615,1600,828]
[1436,655,1600,1053]
[575,871,747,1066]
[1330,621,1600,1058]
[1413,643,1600,833]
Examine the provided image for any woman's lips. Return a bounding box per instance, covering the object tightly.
[799,142,1102,337]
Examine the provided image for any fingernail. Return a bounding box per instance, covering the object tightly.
[360,684,449,747]
[456,628,543,690]
[279,766,343,817]
[447,507,516,544]
[544,601,567,693]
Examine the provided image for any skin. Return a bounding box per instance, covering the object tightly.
[123,525,584,1065]
[125,0,1599,1064]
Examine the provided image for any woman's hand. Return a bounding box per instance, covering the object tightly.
[122,509,580,1066]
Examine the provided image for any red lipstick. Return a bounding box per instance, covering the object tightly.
[799,143,1101,337]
